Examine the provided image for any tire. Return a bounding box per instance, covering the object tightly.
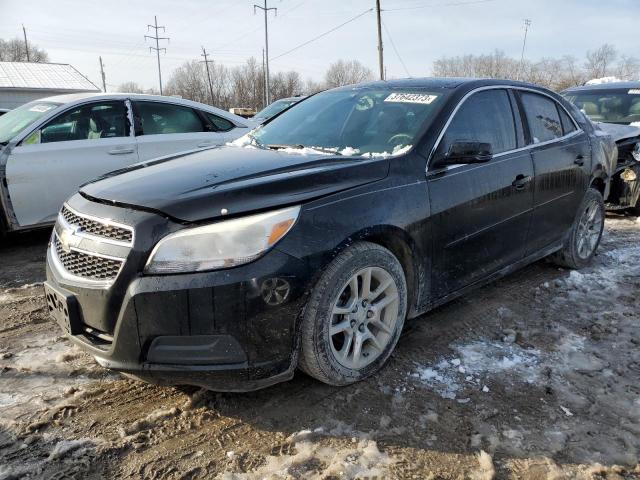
[298,242,408,386]
[551,188,605,269]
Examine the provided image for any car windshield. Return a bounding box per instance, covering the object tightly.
[564,88,640,125]
[254,99,299,120]
[0,101,60,144]
[237,87,447,157]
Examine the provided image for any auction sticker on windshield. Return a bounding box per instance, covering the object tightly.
[628,89,640,95]
[385,93,439,104]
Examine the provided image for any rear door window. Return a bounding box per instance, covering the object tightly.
[135,101,205,135]
[520,92,563,143]
[440,89,517,155]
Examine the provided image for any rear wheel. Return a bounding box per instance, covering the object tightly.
[551,188,605,269]
[298,242,407,386]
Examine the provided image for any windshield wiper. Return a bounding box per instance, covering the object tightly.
[247,133,266,150]
[266,144,304,150]
[267,144,342,155]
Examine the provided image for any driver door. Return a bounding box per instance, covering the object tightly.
[5,100,137,227]
[427,89,535,297]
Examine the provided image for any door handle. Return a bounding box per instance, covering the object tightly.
[574,154,585,166]
[108,147,135,155]
[197,141,216,148]
[512,174,531,190]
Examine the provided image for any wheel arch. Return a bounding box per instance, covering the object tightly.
[332,224,428,319]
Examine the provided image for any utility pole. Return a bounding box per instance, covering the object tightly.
[254,1,277,105]
[375,0,384,80]
[518,19,531,81]
[200,47,215,104]
[99,56,107,92]
[262,48,267,108]
[145,16,169,95]
[22,24,30,62]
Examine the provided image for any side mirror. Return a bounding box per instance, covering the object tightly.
[433,141,493,168]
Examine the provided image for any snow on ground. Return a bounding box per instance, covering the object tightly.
[217,426,393,480]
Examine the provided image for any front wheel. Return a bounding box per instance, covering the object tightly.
[298,242,407,386]
[551,188,605,269]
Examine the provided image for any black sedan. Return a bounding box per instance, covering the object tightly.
[44,78,610,391]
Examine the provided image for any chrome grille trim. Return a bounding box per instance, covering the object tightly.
[60,204,134,246]
[50,230,126,287]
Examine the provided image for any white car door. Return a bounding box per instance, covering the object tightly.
[5,100,138,227]
[132,101,238,161]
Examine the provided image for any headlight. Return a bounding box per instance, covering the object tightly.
[144,206,300,274]
[633,142,640,162]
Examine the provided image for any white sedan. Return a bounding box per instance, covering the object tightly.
[0,93,253,233]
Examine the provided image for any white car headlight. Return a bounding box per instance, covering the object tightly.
[633,142,640,162]
[144,206,301,274]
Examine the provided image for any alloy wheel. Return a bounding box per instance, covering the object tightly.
[329,267,400,369]
[576,198,603,260]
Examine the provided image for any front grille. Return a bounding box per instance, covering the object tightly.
[53,234,123,281]
[61,205,133,244]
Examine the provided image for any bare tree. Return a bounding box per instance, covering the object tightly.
[165,60,211,104]
[324,60,374,88]
[584,44,617,79]
[116,81,145,94]
[616,55,640,81]
[0,37,49,62]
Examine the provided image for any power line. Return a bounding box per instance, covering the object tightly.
[383,0,496,11]
[145,15,170,95]
[271,8,373,61]
[382,20,411,77]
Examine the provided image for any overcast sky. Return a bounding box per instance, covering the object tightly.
[0,0,637,91]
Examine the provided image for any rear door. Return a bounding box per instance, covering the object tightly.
[517,91,590,254]
[5,100,137,227]
[132,101,237,160]
[428,88,534,297]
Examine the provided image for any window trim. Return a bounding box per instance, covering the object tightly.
[427,85,582,174]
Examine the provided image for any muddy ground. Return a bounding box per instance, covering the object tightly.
[0,217,638,479]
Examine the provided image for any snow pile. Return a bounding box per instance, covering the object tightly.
[217,427,393,479]
[47,438,94,461]
[585,77,622,85]
[412,341,541,399]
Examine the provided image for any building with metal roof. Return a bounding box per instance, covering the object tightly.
[0,62,100,110]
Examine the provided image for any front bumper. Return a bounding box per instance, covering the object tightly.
[45,195,312,391]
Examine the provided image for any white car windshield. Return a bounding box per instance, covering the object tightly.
[0,101,60,144]
[238,88,447,157]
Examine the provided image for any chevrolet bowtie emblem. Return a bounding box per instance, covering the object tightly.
[59,227,81,253]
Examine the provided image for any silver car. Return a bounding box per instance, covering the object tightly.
[0,93,252,234]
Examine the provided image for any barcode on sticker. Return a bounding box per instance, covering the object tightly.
[385,93,438,105]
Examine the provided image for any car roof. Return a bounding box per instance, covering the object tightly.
[563,81,640,92]
[35,92,250,125]
[333,77,548,92]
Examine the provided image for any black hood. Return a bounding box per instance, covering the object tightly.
[595,122,640,143]
[80,146,390,223]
